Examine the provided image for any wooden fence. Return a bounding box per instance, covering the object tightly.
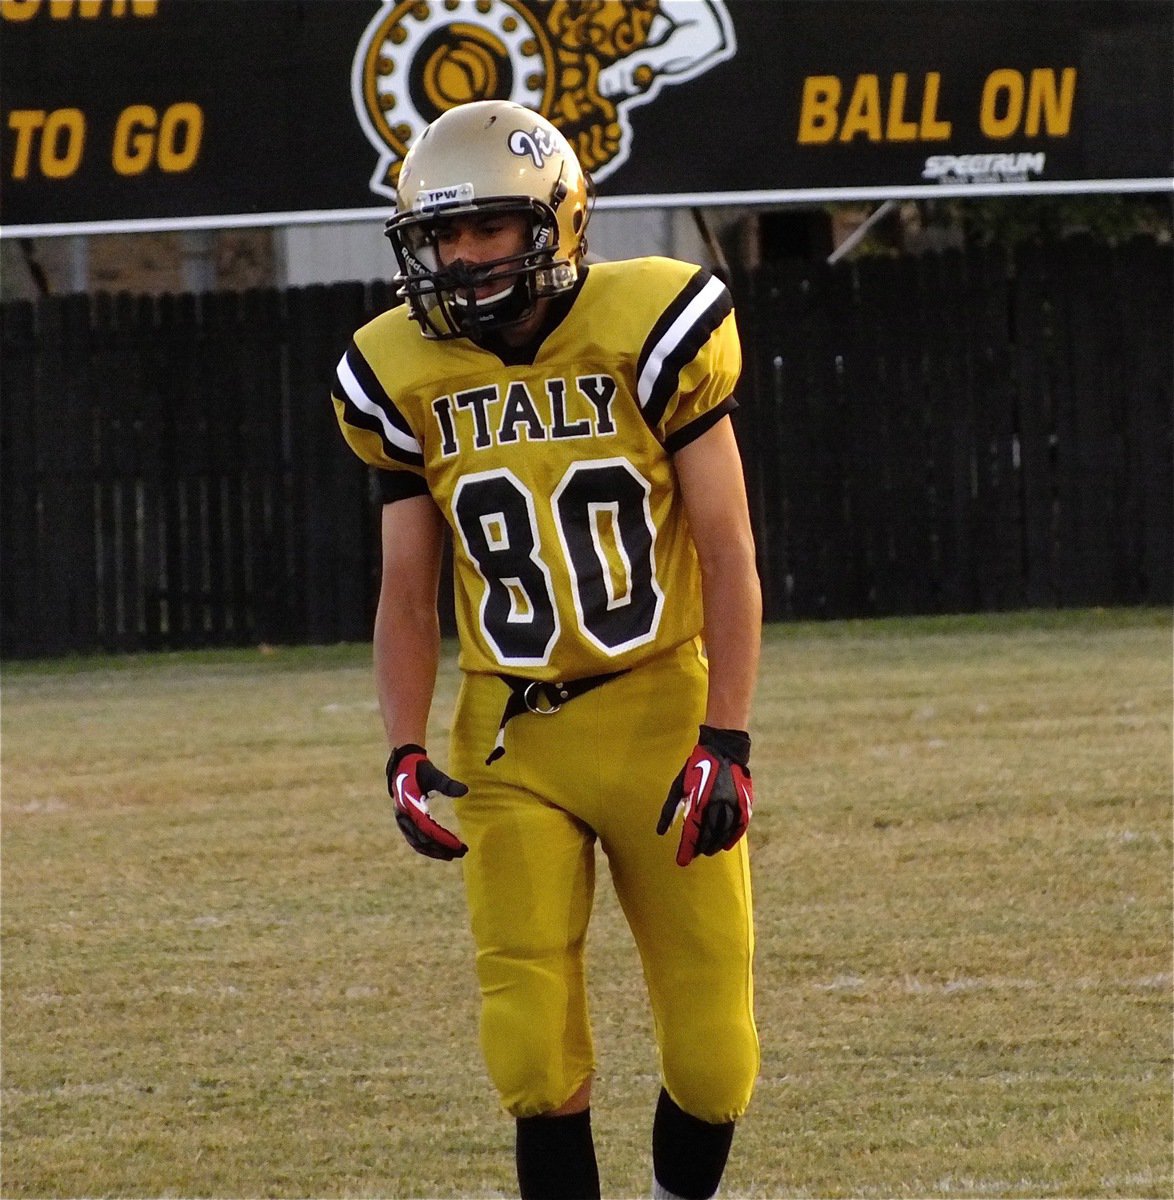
[1,282,396,656]
[1,235,1169,657]
[736,234,1172,619]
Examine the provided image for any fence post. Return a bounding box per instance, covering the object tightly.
[0,302,38,656]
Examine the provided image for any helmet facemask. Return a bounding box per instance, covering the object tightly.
[385,194,581,340]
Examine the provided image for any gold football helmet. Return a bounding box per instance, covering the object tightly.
[385,100,593,339]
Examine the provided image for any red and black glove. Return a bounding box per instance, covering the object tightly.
[386,745,469,861]
[657,725,753,867]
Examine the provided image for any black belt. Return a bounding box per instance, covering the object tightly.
[486,670,628,765]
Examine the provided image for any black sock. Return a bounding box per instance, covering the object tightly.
[515,1108,601,1200]
[652,1088,735,1200]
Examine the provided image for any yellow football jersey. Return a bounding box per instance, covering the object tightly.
[332,256,741,681]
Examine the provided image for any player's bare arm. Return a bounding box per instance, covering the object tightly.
[672,416,761,731]
[657,416,761,867]
[375,495,468,860]
[374,494,446,749]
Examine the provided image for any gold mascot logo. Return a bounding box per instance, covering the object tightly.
[352,0,736,195]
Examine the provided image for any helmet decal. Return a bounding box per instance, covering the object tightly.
[352,0,736,196]
[508,125,560,170]
[415,182,477,210]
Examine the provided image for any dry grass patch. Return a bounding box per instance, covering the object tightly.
[2,610,1170,1198]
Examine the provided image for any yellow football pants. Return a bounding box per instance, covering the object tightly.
[449,638,759,1124]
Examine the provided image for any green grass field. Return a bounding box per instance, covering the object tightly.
[2,609,1171,1199]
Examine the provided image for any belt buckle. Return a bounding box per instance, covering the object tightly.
[523,681,562,715]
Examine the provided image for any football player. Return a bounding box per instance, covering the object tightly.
[332,99,761,1200]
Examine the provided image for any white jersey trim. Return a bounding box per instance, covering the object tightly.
[335,351,422,458]
[635,274,728,411]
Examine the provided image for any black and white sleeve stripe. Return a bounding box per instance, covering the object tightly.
[333,341,424,467]
[635,268,733,433]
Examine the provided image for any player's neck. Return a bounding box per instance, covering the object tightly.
[496,298,551,347]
